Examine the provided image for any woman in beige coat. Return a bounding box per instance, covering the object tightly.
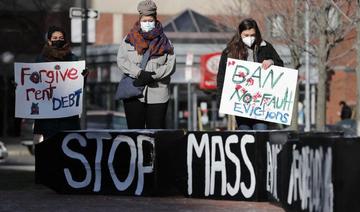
[117,0,176,129]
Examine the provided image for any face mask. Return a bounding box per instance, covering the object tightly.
[140,21,155,32]
[242,36,255,47]
[51,40,66,48]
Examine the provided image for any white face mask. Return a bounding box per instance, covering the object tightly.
[242,36,255,47]
[140,21,155,32]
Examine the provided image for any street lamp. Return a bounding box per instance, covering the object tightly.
[81,0,88,129]
[304,1,311,132]
[1,51,14,137]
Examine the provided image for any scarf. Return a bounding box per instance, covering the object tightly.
[125,21,174,57]
[41,43,72,61]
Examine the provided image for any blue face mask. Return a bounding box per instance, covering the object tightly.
[140,21,155,32]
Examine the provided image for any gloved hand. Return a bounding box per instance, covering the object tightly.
[11,80,17,89]
[81,68,89,77]
[133,71,155,86]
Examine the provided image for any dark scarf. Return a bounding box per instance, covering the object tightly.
[125,21,174,57]
[41,43,72,61]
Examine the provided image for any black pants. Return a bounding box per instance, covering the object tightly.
[33,116,80,140]
[123,98,168,129]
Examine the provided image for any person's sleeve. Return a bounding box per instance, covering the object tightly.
[35,55,42,63]
[216,51,227,106]
[150,53,176,80]
[267,43,284,67]
[117,38,142,78]
[71,53,79,61]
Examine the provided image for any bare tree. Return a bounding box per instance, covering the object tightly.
[252,0,354,131]
[321,0,360,135]
[357,0,360,136]
[199,0,357,131]
[251,0,306,130]
[288,0,303,130]
[310,0,354,130]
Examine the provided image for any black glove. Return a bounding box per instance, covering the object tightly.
[11,80,17,89]
[133,71,155,86]
[81,68,89,77]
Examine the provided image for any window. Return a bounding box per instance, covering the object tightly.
[268,15,285,38]
[327,6,340,32]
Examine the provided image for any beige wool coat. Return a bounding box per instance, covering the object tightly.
[117,38,176,104]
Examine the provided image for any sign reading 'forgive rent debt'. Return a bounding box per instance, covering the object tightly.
[219,59,298,125]
[14,61,85,118]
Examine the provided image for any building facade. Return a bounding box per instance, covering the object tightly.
[1,0,358,137]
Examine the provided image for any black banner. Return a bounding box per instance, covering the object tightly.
[267,132,360,212]
[182,131,269,200]
[35,130,185,195]
[35,129,360,211]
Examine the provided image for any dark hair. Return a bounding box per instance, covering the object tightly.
[225,18,263,59]
[339,101,346,106]
[47,26,66,40]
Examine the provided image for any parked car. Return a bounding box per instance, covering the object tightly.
[0,141,8,162]
[86,110,127,130]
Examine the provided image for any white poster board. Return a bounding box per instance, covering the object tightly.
[219,59,298,125]
[14,61,85,119]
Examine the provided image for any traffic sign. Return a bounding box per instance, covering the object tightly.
[71,18,96,43]
[69,7,100,20]
[185,52,194,66]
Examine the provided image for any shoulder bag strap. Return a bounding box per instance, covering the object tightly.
[139,48,151,70]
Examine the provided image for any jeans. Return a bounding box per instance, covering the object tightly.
[238,123,268,130]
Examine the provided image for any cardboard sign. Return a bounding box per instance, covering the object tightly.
[219,59,298,125]
[14,61,85,118]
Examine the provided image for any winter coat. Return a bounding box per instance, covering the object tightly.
[117,38,176,104]
[216,40,284,127]
[341,104,352,120]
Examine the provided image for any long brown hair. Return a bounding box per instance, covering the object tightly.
[225,18,263,59]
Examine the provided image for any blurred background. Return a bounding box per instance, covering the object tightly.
[0,0,358,139]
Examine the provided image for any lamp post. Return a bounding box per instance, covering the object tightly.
[1,52,14,137]
[304,1,311,132]
[81,0,88,129]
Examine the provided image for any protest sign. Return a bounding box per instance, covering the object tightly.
[14,61,85,119]
[219,59,298,125]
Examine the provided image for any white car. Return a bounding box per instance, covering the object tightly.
[0,141,8,162]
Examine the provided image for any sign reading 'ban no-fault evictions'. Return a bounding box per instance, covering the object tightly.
[219,58,298,125]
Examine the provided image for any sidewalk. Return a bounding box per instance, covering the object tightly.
[0,136,34,165]
[0,136,284,212]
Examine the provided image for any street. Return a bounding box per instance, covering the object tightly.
[0,138,284,212]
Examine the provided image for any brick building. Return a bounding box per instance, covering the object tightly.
[42,0,360,128]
